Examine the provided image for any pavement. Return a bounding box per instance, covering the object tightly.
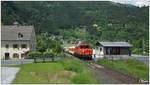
[131,54,149,65]
[1,67,20,84]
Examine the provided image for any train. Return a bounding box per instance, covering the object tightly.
[63,46,75,54]
[64,41,93,60]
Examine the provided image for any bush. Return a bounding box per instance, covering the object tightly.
[57,53,64,57]
[27,52,42,59]
[43,51,55,57]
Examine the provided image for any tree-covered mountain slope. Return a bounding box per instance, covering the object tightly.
[1,1,149,54]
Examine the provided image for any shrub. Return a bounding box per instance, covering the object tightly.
[43,51,55,57]
[27,52,42,59]
[57,53,64,57]
[53,44,63,54]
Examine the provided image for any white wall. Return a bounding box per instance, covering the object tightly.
[1,40,30,59]
[92,46,104,58]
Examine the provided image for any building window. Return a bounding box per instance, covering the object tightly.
[5,53,10,60]
[100,47,102,52]
[13,53,19,58]
[21,44,27,48]
[21,54,25,58]
[106,47,120,55]
[13,44,18,49]
[5,44,9,49]
[18,33,23,38]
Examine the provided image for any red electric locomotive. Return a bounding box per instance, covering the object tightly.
[74,41,93,60]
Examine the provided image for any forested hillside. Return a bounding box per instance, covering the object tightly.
[1,1,149,55]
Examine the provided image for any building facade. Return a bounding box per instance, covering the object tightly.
[1,22,36,59]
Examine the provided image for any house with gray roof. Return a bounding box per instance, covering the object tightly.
[93,41,133,59]
[1,22,36,59]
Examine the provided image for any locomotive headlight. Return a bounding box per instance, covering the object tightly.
[83,50,84,53]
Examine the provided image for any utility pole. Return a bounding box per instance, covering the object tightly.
[84,26,86,41]
[80,26,87,41]
[143,38,145,55]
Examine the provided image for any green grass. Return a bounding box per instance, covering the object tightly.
[97,58,149,80]
[12,63,65,84]
[4,58,99,84]
[59,58,99,84]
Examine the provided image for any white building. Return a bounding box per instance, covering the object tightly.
[1,22,36,59]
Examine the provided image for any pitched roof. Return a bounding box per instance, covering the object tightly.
[1,26,34,40]
[97,42,133,47]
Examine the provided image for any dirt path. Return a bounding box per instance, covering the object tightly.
[85,62,140,84]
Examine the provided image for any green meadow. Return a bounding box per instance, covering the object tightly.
[4,58,99,84]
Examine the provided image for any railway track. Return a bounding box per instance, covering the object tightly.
[64,52,148,84]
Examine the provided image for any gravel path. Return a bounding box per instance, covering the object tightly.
[1,67,20,84]
[85,62,139,84]
[88,64,117,84]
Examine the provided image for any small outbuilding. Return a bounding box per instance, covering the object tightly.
[94,41,133,58]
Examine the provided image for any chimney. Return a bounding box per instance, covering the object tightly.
[13,21,19,27]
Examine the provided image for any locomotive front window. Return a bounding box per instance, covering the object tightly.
[80,46,83,49]
[80,46,89,49]
[85,46,89,49]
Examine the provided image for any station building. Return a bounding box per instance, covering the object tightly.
[93,41,133,58]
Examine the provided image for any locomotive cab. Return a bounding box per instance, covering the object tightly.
[74,41,93,60]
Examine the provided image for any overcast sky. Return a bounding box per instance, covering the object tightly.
[112,1,149,7]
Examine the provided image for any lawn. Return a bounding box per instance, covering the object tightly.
[5,58,99,84]
[97,58,149,81]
